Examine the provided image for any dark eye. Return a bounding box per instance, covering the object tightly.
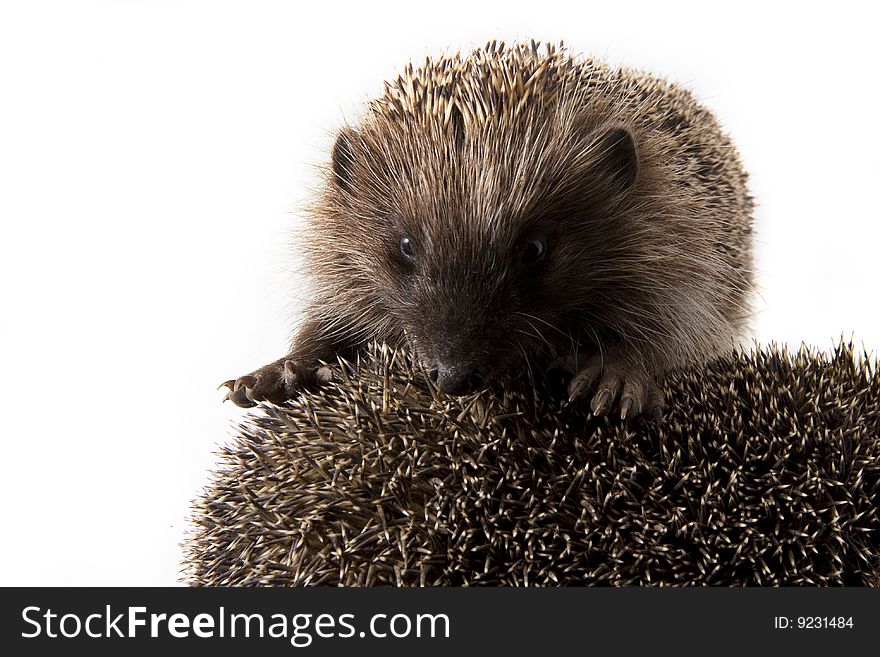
[522,236,546,265]
[399,235,415,260]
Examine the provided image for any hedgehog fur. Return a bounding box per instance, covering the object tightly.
[310,40,755,369]
[187,338,880,586]
[225,41,754,421]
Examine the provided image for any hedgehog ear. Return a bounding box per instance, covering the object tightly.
[589,124,639,192]
[331,128,357,193]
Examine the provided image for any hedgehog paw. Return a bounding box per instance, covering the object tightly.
[220,358,316,408]
[568,356,664,421]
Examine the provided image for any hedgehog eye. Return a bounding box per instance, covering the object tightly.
[399,235,415,260]
[522,236,546,265]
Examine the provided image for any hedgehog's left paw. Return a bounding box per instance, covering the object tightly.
[567,355,664,421]
[220,358,310,408]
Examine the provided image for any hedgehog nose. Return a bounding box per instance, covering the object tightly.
[430,361,483,395]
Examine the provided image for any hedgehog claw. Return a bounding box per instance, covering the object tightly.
[567,380,586,403]
[619,395,635,420]
[225,385,257,408]
[591,372,622,416]
[315,365,333,384]
[233,375,257,392]
[591,389,614,416]
[567,364,601,402]
[283,360,297,386]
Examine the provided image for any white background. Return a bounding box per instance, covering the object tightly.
[0,0,877,585]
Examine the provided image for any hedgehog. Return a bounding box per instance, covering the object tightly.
[190,339,880,586]
[222,41,754,420]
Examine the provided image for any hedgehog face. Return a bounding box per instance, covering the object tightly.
[393,218,558,394]
[319,112,641,394]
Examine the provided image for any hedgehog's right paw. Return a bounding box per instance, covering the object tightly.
[220,358,308,408]
[567,354,664,421]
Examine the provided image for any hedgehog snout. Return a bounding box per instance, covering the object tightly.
[428,360,485,395]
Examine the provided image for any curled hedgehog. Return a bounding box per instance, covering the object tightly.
[222,41,754,420]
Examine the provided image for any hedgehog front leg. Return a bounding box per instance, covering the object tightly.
[567,347,665,421]
[221,315,346,408]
